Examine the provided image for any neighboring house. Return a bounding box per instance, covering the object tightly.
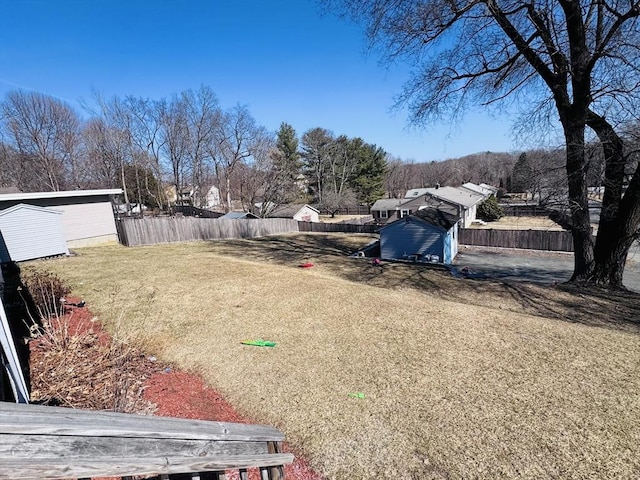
[0,204,69,263]
[370,198,404,223]
[479,183,499,195]
[397,194,459,220]
[0,189,122,248]
[379,208,459,264]
[460,182,495,198]
[204,185,222,209]
[268,204,320,222]
[219,211,259,219]
[404,186,485,227]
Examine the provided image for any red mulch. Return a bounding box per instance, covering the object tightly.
[29,297,323,480]
[144,371,323,480]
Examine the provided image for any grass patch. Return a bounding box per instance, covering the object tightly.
[31,234,640,479]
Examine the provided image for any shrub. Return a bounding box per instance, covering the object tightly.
[477,195,504,222]
[20,267,71,319]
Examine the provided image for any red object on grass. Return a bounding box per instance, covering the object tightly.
[298,262,314,268]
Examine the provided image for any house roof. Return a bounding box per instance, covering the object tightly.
[479,183,499,193]
[219,211,259,219]
[460,182,494,197]
[371,198,404,211]
[0,189,123,202]
[268,204,319,218]
[381,207,458,232]
[405,186,484,208]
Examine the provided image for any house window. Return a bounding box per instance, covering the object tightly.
[401,209,410,218]
[380,210,388,219]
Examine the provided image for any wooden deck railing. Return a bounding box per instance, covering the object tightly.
[0,402,293,480]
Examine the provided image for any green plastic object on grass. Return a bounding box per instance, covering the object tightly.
[348,392,365,399]
[241,340,276,347]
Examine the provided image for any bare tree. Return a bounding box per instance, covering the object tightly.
[210,104,260,211]
[1,90,82,191]
[326,0,640,287]
[181,86,221,207]
[238,127,277,215]
[158,97,190,204]
[83,118,125,188]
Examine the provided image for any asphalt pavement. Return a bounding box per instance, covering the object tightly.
[453,243,640,292]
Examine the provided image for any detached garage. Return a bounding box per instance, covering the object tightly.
[0,204,69,263]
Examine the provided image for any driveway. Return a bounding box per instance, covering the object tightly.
[453,243,640,292]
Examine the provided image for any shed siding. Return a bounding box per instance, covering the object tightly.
[0,206,68,262]
[55,202,118,247]
[380,220,444,261]
[0,195,118,247]
[294,206,319,223]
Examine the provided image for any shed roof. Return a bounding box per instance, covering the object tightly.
[381,207,458,232]
[268,204,318,218]
[0,203,63,217]
[219,211,259,219]
[0,189,122,202]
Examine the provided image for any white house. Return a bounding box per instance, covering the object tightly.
[0,189,122,248]
[204,185,222,209]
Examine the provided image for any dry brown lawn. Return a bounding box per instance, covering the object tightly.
[31,234,640,479]
[469,216,565,230]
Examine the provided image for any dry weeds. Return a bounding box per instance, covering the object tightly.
[30,234,640,479]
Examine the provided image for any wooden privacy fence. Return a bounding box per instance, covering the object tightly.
[0,401,293,480]
[499,204,551,217]
[297,221,378,234]
[459,228,575,251]
[116,217,299,246]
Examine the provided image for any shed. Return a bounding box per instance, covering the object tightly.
[0,189,122,248]
[0,204,69,263]
[268,204,320,222]
[379,208,459,264]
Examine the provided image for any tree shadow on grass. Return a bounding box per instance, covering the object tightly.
[206,234,640,335]
[500,281,640,334]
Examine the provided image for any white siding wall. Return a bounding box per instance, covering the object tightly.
[0,205,68,262]
[56,202,118,247]
[294,206,320,223]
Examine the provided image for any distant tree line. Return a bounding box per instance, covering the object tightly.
[1,87,635,219]
[0,87,388,216]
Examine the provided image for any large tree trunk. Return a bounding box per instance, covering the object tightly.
[587,112,640,287]
[562,120,594,281]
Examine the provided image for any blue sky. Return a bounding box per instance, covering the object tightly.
[0,0,519,162]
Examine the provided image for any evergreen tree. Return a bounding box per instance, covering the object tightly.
[273,122,302,203]
[511,153,532,193]
[477,194,504,222]
[348,138,387,206]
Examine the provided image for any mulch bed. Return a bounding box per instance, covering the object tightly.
[28,298,323,480]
